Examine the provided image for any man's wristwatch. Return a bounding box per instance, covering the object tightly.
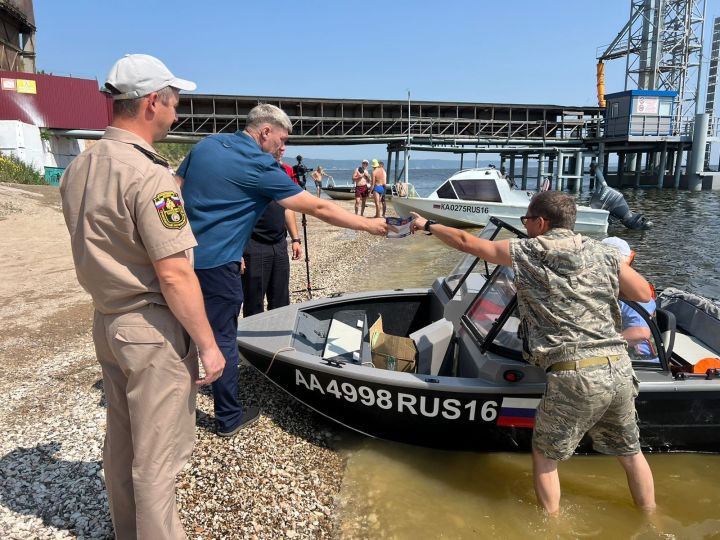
[423,220,438,233]
[291,238,301,244]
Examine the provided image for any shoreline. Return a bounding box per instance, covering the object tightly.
[0,183,383,539]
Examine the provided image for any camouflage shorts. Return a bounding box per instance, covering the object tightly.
[532,356,640,461]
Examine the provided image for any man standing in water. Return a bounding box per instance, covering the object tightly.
[370,159,387,217]
[352,159,371,215]
[409,191,655,515]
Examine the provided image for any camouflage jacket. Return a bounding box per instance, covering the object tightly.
[509,228,627,370]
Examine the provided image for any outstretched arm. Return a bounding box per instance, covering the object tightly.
[278,191,388,236]
[410,212,512,266]
[619,263,652,302]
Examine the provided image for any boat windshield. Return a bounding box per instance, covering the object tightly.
[442,217,527,297]
[465,265,524,358]
[450,178,502,202]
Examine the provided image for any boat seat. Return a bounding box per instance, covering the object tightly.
[655,308,676,359]
[322,310,370,364]
[409,318,454,375]
[673,332,718,366]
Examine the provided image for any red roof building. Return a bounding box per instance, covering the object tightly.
[0,70,111,130]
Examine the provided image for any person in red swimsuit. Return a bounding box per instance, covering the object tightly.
[352,159,371,215]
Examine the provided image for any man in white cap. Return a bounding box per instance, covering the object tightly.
[61,54,225,539]
[602,237,658,362]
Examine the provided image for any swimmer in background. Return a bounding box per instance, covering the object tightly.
[370,159,387,218]
[311,165,332,197]
[352,159,371,216]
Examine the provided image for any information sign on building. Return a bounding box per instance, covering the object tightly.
[635,96,659,115]
[15,79,36,94]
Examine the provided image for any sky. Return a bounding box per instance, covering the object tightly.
[33,0,718,161]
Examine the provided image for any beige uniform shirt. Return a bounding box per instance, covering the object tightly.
[60,127,197,314]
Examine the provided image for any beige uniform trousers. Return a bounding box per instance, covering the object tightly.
[93,303,198,540]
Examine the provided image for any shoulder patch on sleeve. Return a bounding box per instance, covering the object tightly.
[153,191,187,229]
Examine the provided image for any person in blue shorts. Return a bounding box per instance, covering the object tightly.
[370,159,388,217]
[177,104,388,437]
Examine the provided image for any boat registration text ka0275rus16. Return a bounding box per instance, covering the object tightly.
[295,369,540,426]
[434,203,490,214]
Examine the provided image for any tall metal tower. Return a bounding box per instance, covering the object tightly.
[704,17,720,168]
[0,0,36,73]
[597,0,706,125]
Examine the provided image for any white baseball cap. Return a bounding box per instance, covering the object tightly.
[602,236,632,257]
[105,54,196,100]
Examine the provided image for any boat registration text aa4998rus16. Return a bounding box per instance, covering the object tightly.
[295,369,540,427]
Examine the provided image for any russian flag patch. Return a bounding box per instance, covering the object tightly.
[496,397,541,428]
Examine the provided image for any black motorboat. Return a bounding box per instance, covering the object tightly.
[236,218,720,452]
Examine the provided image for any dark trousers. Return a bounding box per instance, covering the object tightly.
[241,238,290,317]
[195,262,244,432]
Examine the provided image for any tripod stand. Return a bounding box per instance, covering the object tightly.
[293,213,324,300]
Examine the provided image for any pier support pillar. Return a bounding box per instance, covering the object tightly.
[521,154,529,190]
[394,150,400,182]
[537,153,545,190]
[617,152,626,187]
[572,151,583,193]
[555,153,563,190]
[687,113,709,191]
[673,146,684,188]
[634,152,642,187]
[386,148,392,182]
[509,155,516,184]
[657,141,668,188]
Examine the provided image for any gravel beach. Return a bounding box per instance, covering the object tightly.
[0,182,385,539]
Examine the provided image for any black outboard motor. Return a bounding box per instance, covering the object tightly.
[589,171,652,229]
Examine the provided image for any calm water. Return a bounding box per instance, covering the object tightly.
[326,168,720,539]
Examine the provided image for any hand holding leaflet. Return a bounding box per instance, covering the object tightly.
[385,216,414,238]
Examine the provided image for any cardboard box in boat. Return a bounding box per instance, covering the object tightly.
[369,316,417,372]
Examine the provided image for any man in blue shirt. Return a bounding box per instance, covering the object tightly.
[178,104,388,437]
[602,237,658,362]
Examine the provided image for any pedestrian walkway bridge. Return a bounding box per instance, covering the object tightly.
[172,94,603,146]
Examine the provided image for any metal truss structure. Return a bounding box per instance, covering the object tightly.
[597,0,706,124]
[0,0,35,73]
[171,94,602,145]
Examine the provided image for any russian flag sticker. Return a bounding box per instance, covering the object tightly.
[496,397,541,428]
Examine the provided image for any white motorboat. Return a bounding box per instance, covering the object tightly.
[391,167,610,233]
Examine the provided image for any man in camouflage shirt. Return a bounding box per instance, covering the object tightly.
[409,191,655,515]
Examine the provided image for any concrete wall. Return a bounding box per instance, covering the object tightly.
[0,119,44,172]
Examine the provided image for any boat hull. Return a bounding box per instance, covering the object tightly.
[237,289,720,453]
[240,344,720,453]
[392,196,609,233]
[322,186,356,200]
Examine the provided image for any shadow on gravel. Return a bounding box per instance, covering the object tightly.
[195,361,343,449]
[92,379,107,408]
[0,442,113,538]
